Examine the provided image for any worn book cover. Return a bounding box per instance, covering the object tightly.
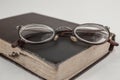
[0,13,115,80]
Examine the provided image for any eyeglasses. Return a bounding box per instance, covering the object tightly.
[12,23,119,48]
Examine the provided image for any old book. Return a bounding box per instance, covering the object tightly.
[0,13,115,80]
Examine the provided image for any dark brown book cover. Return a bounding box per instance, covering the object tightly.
[0,13,115,80]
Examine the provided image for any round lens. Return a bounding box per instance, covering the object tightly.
[74,23,110,44]
[19,24,55,44]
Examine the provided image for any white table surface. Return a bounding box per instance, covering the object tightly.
[0,0,120,80]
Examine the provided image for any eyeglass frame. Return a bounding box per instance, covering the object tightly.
[11,23,119,48]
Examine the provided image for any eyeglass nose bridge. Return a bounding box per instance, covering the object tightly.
[54,26,78,42]
[55,25,73,37]
[53,30,78,42]
[57,30,72,36]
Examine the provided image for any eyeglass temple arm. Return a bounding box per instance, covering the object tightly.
[108,39,119,46]
[11,39,25,48]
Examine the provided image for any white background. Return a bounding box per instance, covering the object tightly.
[0,0,120,80]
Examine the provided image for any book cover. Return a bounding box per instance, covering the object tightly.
[0,13,116,80]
